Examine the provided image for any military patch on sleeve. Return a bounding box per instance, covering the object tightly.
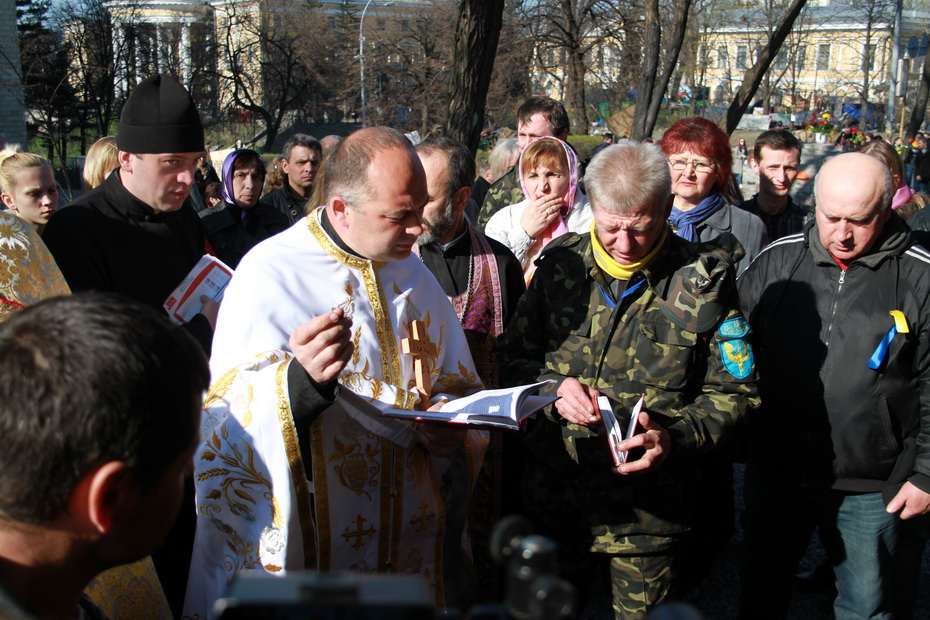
[717,317,754,379]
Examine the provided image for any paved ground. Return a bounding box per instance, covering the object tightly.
[576,464,930,619]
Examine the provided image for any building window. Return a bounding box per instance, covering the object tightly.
[817,44,831,71]
[717,46,728,70]
[736,45,748,70]
[863,43,876,72]
[795,46,806,71]
[774,49,788,70]
[376,18,386,31]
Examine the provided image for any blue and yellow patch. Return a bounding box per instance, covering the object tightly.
[717,317,754,379]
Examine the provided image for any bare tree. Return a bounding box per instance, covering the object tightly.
[212,0,330,150]
[631,0,693,140]
[835,0,894,128]
[443,0,504,151]
[523,0,629,134]
[723,0,809,134]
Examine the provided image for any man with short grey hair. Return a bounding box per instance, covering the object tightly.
[262,133,322,224]
[499,141,757,618]
[738,152,930,619]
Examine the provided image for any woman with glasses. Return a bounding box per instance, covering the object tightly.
[661,117,767,275]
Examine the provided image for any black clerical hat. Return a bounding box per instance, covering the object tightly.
[117,74,205,154]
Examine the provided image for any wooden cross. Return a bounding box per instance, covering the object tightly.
[402,319,437,407]
[341,515,377,551]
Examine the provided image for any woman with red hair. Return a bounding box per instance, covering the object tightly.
[661,117,766,274]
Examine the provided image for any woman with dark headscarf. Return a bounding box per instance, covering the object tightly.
[201,149,288,268]
[661,117,767,274]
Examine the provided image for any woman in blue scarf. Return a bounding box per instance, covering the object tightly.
[661,117,767,274]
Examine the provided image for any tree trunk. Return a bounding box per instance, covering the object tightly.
[907,55,930,139]
[641,0,692,140]
[566,44,589,134]
[443,0,504,152]
[723,0,809,134]
[631,0,661,141]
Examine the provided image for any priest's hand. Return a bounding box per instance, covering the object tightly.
[289,308,353,385]
[200,295,219,331]
[414,421,467,458]
[610,410,670,476]
[520,193,563,240]
[555,377,600,427]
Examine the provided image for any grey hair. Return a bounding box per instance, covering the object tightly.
[281,133,322,162]
[584,141,671,215]
[488,137,520,181]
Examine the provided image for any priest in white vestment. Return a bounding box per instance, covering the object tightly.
[184,128,488,618]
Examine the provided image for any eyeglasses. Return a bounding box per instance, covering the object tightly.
[668,158,716,174]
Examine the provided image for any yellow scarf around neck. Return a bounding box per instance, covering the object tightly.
[590,221,667,281]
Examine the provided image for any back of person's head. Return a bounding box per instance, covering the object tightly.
[323,127,414,211]
[281,134,322,162]
[660,117,733,192]
[83,136,118,190]
[585,140,671,215]
[319,135,343,159]
[858,139,905,189]
[0,293,209,525]
[488,137,520,181]
[752,129,802,162]
[416,136,475,201]
[204,181,222,205]
[0,147,50,197]
[517,97,570,138]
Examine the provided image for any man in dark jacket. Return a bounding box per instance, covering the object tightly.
[41,73,215,616]
[737,152,930,619]
[43,74,216,353]
[261,134,322,225]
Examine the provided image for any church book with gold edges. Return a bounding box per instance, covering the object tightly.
[382,380,557,430]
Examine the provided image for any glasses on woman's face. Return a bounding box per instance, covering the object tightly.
[668,158,716,174]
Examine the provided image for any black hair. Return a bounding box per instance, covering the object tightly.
[0,293,210,524]
[416,136,475,204]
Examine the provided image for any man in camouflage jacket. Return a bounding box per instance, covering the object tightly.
[498,142,759,619]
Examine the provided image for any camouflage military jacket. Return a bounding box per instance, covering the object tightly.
[498,229,759,547]
[477,166,524,229]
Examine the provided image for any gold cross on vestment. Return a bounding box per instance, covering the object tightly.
[402,319,437,407]
[410,502,436,533]
[342,515,377,551]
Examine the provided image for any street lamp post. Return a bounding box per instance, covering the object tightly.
[359,0,394,128]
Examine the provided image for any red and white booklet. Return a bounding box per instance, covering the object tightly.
[598,394,643,466]
[163,255,234,325]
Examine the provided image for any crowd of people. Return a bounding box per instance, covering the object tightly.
[0,74,928,620]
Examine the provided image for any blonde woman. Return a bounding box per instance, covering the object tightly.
[0,147,58,235]
[82,136,118,190]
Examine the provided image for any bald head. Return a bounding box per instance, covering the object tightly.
[815,153,893,262]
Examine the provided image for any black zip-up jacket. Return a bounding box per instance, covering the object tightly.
[738,214,930,498]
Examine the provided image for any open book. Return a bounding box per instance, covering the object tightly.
[598,394,643,466]
[381,380,558,430]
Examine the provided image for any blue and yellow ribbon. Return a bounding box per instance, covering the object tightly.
[868,310,909,369]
